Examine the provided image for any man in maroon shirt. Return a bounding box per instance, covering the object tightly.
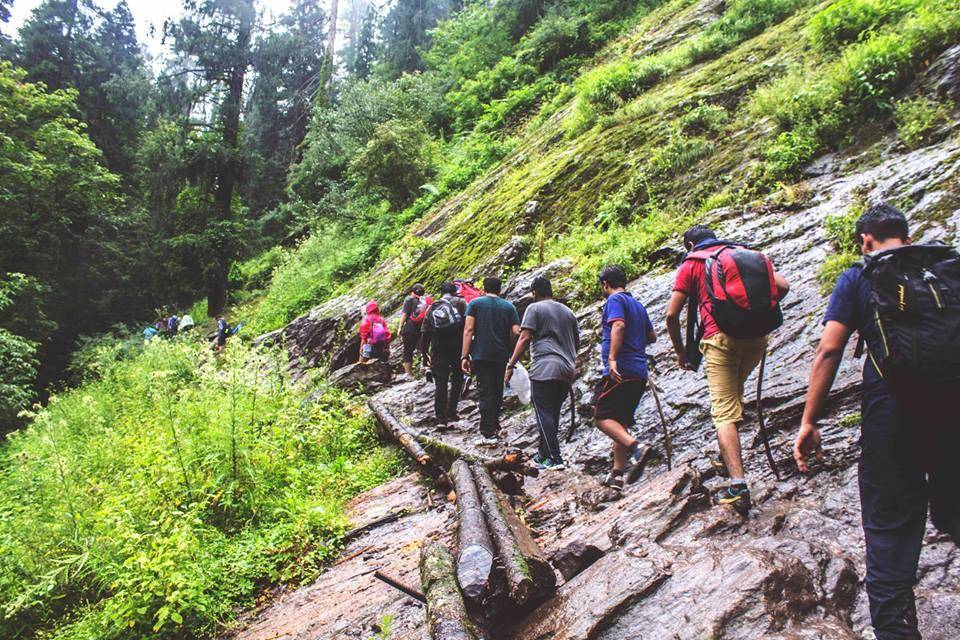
[664,225,790,514]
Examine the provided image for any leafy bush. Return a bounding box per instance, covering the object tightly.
[807,0,921,51]
[894,95,952,148]
[679,102,730,135]
[817,206,863,292]
[763,127,821,178]
[348,119,437,210]
[648,132,714,177]
[229,246,287,304]
[0,339,399,639]
[437,132,518,192]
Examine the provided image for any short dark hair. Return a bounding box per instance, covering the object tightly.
[483,276,502,295]
[855,202,909,242]
[411,283,425,296]
[439,281,457,296]
[530,276,553,297]
[598,265,627,289]
[683,225,716,249]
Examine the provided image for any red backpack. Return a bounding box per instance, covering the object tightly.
[410,295,433,324]
[453,280,484,303]
[684,244,783,339]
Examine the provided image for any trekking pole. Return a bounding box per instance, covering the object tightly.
[565,387,577,442]
[756,351,782,481]
[646,371,673,470]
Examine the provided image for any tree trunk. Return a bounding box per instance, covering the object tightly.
[472,466,556,606]
[416,434,539,477]
[420,542,480,640]
[368,400,450,487]
[450,461,495,602]
[322,0,340,94]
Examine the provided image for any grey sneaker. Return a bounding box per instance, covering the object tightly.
[624,445,653,484]
[602,472,624,492]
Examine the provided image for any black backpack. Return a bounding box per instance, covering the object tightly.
[429,298,462,332]
[857,243,960,384]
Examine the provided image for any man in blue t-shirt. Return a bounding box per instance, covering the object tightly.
[461,276,521,446]
[594,265,657,493]
[795,203,960,640]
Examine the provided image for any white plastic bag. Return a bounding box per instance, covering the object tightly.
[508,362,532,405]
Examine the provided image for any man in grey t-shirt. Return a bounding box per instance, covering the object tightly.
[506,276,580,469]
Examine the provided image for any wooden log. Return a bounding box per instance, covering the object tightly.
[369,399,432,466]
[420,541,481,640]
[450,460,495,602]
[416,434,539,478]
[472,465,557,606]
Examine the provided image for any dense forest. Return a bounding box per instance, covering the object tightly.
[1,0,958,637]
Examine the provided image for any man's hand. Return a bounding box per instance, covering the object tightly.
[461,358,471,375]
[794,421,823,473]
[504,367,514,386]
[608,358,622,382]
[676,351,690,371]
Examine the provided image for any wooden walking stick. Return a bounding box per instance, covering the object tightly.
[756,351,782,480]
[646,371,673,470]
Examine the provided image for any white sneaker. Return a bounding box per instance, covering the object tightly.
[473,435,498,447]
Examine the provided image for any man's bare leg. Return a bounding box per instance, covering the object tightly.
[597,418,638,471]
[717,421,746,480]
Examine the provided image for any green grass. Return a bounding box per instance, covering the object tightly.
[0,338,400,639]
[894,95,953,148]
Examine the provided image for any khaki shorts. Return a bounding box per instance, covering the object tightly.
[700,332,767,428]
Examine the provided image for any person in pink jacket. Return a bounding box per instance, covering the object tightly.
[358,301,392,364]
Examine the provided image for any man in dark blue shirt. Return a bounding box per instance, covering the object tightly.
[795,203,960,640]
[594,265,657,493]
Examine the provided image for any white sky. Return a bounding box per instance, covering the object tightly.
[8,0,297,55]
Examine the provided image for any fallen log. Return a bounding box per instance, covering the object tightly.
[450,460,495,602]
[369,399,432,466]
[416,434,539,478]
[473,465,556,606]
[420,541,481,640]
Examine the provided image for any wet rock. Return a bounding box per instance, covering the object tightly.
[922,44,960,99]
[328,361,392,393]
[473,235,529,279]
[550,540,606,581]
[501,259,575,315]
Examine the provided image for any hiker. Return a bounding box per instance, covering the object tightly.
[461,276,520,446]
[167,315,179,337]
[179,314,195,332]
[794,203,960,640]
[664,225,789,515]
[215,315,229,352]
[358,300,392,364]
[399,283,431,376]
[594,266,657,492]
[419,283,467,426]
[505,276,580,470]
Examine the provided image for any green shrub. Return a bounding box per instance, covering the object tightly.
[648,132,713,177]
[437,132,518,192]
[763,127,820,178]
[347,119,437,210]
[894,95,952,148]
[679,102,729,135]
[0,339,399,639]
[817,206,863,292]
[807,0,921,51]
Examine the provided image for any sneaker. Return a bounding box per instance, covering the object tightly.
[601,472,624,492]
[533,454,566,471]
[447,413,461,421]
[473,435,499,447]
[717,485,751,516]
[624,444,653,485]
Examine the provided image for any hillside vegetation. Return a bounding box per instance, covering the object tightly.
[1,0,958,638]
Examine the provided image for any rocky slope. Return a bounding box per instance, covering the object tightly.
[230,131,960,639]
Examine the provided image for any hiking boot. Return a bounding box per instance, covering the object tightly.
[624,444,653,485]
[447,413,461,422]
[717,485,751,516]
[533,454,566,471]
[601,471,624,492]
[473,435,499,447]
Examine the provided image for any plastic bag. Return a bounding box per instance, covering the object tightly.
[508,362,532,405]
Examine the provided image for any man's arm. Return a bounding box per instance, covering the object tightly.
[505,329,533,383]
[398,312,408,334]
[608,319,626,382]
[664,290,688,369]
[774,271,790,300]
[794,320,854,473]
[461,315,475,373]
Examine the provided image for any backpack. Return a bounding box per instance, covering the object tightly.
[453,280,484,303]
[429,298,462,331]
[857,243,960,384]
[410,295,433,324]
[370,318,391,344]
[684,244,784,340]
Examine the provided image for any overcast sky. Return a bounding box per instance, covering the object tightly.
[7,0,296,55]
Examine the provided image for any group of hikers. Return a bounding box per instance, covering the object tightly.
[142,312,237,352]
[358,202,959,640]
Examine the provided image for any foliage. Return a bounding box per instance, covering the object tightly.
[348,119,437,210]
[817,205,863,293]
[807,0,921,51]
[648,132,714,177]
[679,102,730,135]
[893,95,952,148]
[0,339,400,639]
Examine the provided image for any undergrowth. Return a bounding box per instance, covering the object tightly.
[0,338,400,639]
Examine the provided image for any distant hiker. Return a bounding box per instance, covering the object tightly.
[506,276,580,470]
[595,266,657,493]
[794,203,960,640]
[167,315,179,337]
[157,317,167,336]
[359,300,392,364]
[216,315,229,352]
[399,283,431,376]
[420,283,467,426]
[179,314,195,332]
[461,276,520,446]
[664,225,789,515]
[143,326,158,341]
